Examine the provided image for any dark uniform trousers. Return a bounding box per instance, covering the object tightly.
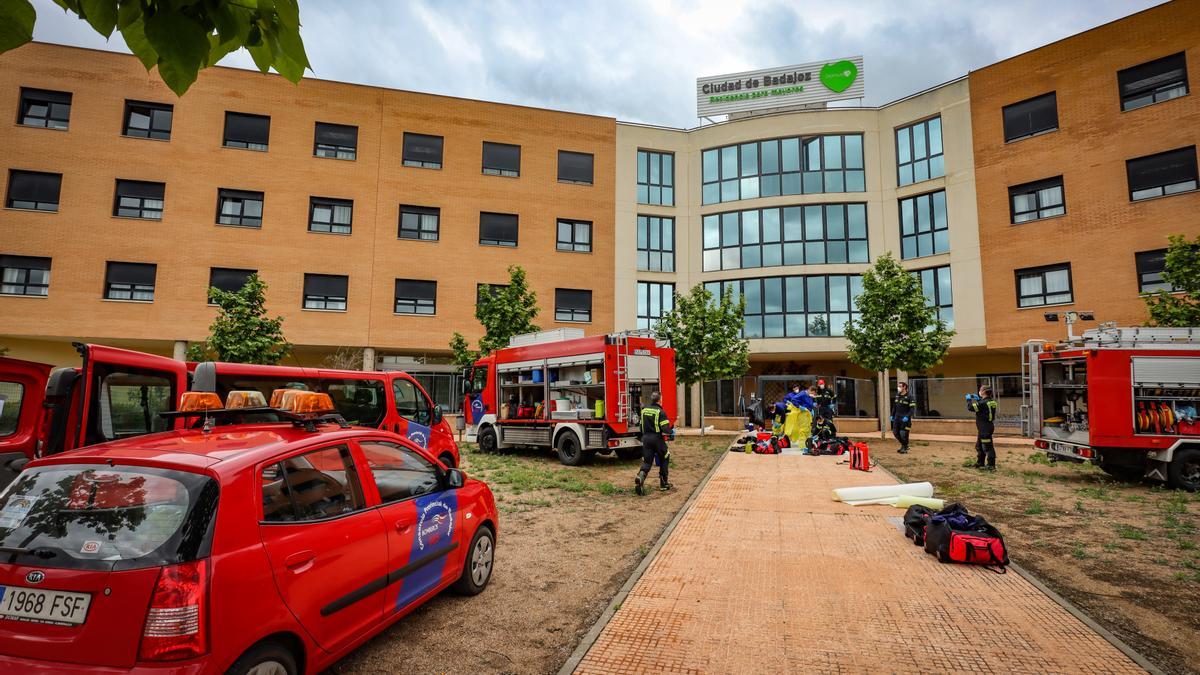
[892,394,915,450]
[639,405,670,481]
[970,398,999,467]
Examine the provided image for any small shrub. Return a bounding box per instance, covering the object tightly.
[1025,500,1046,515]
[1027,452,1053,466]
[1116,524,1148,541]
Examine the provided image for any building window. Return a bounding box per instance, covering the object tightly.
[701,134,864,205]
[303,274,348,310]
[1016,264,1072,308]
[482,142,520,177]
[637,215,675,272]
[896,116,943,186]
[104,262,156,302]
[476,283,508,306]
[309,197,353,234]
[916,266,954,328]
[207,267,255,303]
[0,255,50,297]
[1127,146,1197,201]
[555,289,592,322]
[217,189,264,227]
[556,219,592,253]
[113,180,165,220]
[6,170,61,212]
[403,133,443,169]
[558,151,594,185]
[1002,92,1058,142]
[637,150,674,205]
[399,206,440,241]
[314,122,357,160]
[1009,176,1065,223]
[704,274,863,338]
[1135,250,1179,293]
[123,100,172,139]
[479,212,518,247]
[637,282,674,330]
[394,279,437,315]
[223,112,270,151]
[1119,52,1188,112]
[703,203,868,272]
[18,88,71,129]
[899,191,949,260]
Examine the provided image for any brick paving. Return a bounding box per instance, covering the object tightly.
[574,453,1144,674]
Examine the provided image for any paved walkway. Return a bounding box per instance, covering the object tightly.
[573,453,1145,674]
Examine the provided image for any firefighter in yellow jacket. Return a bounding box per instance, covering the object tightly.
[635,391,673,496]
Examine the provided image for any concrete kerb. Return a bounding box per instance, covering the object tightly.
[556,448,730,675]
[871,461,1162,675]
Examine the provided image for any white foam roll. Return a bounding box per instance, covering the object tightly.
[832,482,933,502]
[844,497,899,506]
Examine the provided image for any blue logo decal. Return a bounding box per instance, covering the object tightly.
[394,490,458,610]
[407,420,430,448]
[469,395,485,424]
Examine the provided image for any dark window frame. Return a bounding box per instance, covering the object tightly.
[113,179,165,220]
[1008,176,1065,223]
[702,203,869,272]
[898,190,949,260]
[393,278,437,315]
[399,205,440,241]
[302,273,349,311]
[1135,249,1179,294]
[260,444,365,523]
[1126,146,1198,201]
[1015,263,1073,308]
[1002,92,1058,143]
[216,188,264,228]
[703,274,863,339]
[104,261,157,302]
[700,133,865,205]
[6,170,62,212]
[18,88,71,130]
[637,281,675,330]
[557,150,594,185]
[554,288,592,323]
[636,149,675,206]
[637,215,675,272]
[308,196,353,235]
[402,133,444,169]
[123,100,173,140]
[0,255,51,297]
[481,142,520,177]
[556,219,592,253]
[222,111,271,151]
[479,212,518,247]
[895,115,944,187]
[313,122,358,160]
[1118,52,1189,112]
[207,267,255,304]
[914,265,954,328]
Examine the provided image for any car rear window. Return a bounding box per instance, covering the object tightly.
[0,464,218,571]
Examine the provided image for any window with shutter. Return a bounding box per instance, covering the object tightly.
[6,170,61,211]
[303,274,348,310]
[555,289,592,322]
[557,151,594,184]
[18,88,71,129]
[1002,92,1058,142]
[1008,177,1065,223]
[105,262,157,301]
[123,100,173,139]
[399,206,440,240]
[314,122,358,159]
[1126,146,1198,201]
[1118,52,1188,111]
[403,133,444,168]
[207,268,255,303]
[394,279,437,314]
[479,212,518,247]
[223,112,271,150]
[309,197,353,234]
[114,180,165,220]
[216,189,265,227]
[482,142,520,176]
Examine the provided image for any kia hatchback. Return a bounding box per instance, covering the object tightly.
[0,397,497,674]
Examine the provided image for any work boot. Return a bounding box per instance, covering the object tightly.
[635,470,647,496]
[973,462,985,469]
[659,477,673,491]
[897,446,909,454]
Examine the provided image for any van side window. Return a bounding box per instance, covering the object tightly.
[320,378,386,427]
[393,379,432,426]
[261,444,365,522]
[95,370,173,442]
[358,441,440,503]
[0,381,24,436]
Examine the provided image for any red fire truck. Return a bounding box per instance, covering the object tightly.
[462,329,677,465]
[1022,326,1200,490]
[0,343,457,487]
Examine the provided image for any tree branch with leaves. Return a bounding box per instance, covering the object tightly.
[187,273,291,364]
[450,265,541,367]
[1144,233,1200,328]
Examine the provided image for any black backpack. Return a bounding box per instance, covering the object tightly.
[903,504,934,545]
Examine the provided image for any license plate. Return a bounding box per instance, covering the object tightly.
[0,585,92,626]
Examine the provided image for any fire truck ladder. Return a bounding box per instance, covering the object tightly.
[1078,326,1200,349]
[1019,339,1048,438]
[613,335,631,424]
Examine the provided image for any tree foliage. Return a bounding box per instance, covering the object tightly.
[187,273,291,364]
[1,0,310,96]
[323,346,365,371]
[450,265,540,367]
[844,252,954,374]
[1144,233,1200,328]
[655,284,749,387]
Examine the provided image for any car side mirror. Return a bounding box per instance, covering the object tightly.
[432,404,444,426]
[445,467,465,489]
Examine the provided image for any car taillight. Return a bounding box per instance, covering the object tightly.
[138,559,208,662]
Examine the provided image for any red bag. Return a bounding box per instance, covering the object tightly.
[849,442,872,471]
[947,531,1009,567]
[753,439,780,454]
[1179,419,1200,436]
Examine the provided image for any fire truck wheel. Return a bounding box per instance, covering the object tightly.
[556,431,587,466]
[616,447,642,461]
[1168,447,1200,492]
[478,427,498,454]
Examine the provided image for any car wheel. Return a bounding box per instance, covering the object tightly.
[228,640,298,675]
[616,447,642,461]
[452,526,494,595]
[478,427,498,454]
[439,452,456,468]
[1168,447,1200,492]
[556,431,586,466]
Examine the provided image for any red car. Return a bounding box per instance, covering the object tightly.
[0,392,498,674]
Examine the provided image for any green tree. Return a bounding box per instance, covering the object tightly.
[449,265,540,366]
[187,273,291,364]
[654,284,749,431]
[1,0,310,96]
[1144,233,1200,327]
[844,253,954,432]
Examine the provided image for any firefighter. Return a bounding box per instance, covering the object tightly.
[814,379,837,420]
[967,384,999,470]
[635,391,673,496]
[891,381,915,454]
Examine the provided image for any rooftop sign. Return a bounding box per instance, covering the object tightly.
[696,56,865,118]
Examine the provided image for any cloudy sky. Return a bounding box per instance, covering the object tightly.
[31,0,1164,128]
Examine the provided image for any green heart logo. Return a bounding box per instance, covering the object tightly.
[820,60,858,93]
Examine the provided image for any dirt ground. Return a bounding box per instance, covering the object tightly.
[880,440,1200,675]
[330,436,726,675]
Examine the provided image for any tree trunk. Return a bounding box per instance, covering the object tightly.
[878,369,890,440]
[698,381,706,436]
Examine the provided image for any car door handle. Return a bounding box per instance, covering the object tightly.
[284,551,316,573]
[395,522,413,535]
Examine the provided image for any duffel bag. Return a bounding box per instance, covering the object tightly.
[903,504,933,546]
[923,503,971,556]
[943,524,1009,571]
[812,437,851,455]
